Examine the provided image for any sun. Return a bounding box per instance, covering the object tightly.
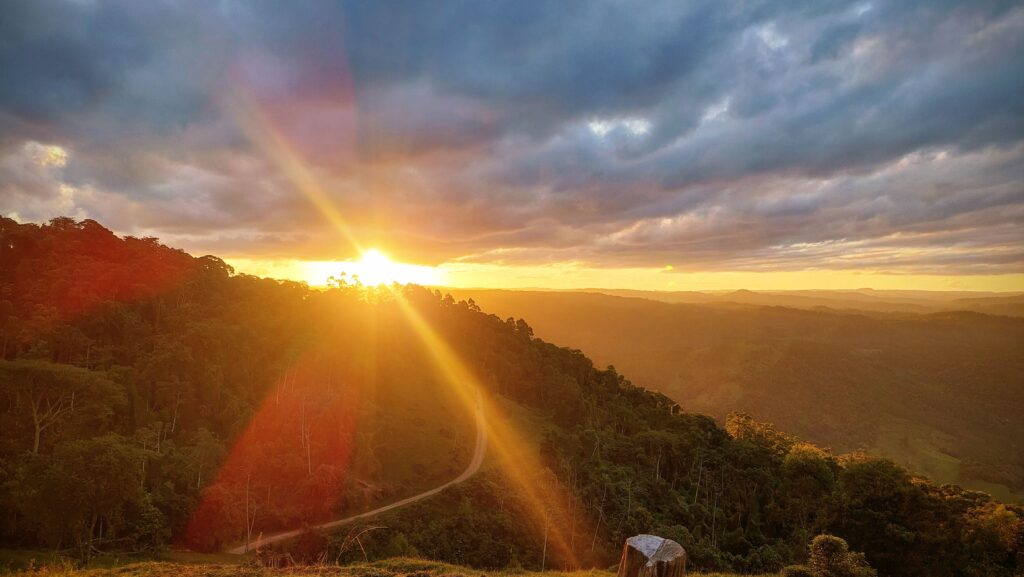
[344,248,440,286]
[356,249,397,285]
[235,249,443,286]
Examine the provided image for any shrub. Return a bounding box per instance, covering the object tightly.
[382,533,420,558]
[807,535,876,577]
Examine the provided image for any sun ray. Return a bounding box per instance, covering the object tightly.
[227,93,584,566]
[226,89,365,256]
[387,286,582,568]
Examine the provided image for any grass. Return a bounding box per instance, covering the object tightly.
[0,556,772,577]
[872,415,962,485]
[0,550,238,573]
[969,480,1022,504]
[872,415,1024,503]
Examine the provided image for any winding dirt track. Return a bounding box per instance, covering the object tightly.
[227,392,487,554]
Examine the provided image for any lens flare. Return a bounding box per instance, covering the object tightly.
[388,286,582,567]
[227,90,364,256]
[218,90,586,566]
[181,355,361,552]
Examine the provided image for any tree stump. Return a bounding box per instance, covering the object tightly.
[617,534,686,577]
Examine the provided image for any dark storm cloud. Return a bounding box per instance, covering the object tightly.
[0,0,1021,272]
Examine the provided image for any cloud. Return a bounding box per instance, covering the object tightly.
[0,0,1021,275]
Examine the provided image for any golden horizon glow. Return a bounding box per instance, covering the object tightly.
[224,258,1024,293]
[228,251,443,287]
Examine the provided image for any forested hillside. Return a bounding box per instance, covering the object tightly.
[0,217,478,553]
[1,218,1021,577]
[449,289,1024,503]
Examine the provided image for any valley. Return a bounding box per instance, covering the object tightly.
[448,289,1024,502]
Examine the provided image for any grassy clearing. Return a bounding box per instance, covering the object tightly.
[872,415,1024,503]
[0,556,768,577]
[969,479,1022,504]
[873,415,962,484]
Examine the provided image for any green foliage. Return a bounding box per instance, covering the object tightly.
[0,359,124,453]
[380,534,418,559]
[960,503,1022,577]
[821,459,958,574]
[15,434,162,560]
[806,535,875,577]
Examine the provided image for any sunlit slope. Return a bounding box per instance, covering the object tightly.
[449,289,1024,501]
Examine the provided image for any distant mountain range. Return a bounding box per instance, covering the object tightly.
[553,288,1024,317]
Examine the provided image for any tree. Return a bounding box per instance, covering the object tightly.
[823,459,952,576]
[726,412,795,455]
[19,434,153,559]
[0,359,124,453]
[806,535,875,577]
[783,443,835,532]
[961,503,1022,577]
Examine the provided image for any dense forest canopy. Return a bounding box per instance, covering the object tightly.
[0,217,1021,576]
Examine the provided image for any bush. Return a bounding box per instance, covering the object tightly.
[782,566,815,577]
[807,535,876,577]
[382,533,420,558]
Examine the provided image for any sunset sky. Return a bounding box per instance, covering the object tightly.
[1,1,1022,291]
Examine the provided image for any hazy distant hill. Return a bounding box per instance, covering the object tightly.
[944,294,1024,318]
[449,289,1024,502]
[570,288,1024,316]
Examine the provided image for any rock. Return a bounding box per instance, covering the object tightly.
[616,534,686,577]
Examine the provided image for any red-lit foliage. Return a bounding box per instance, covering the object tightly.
[181,354,362,551]
[0,216,217,357]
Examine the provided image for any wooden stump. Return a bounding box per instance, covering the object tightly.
[617,534,686,577]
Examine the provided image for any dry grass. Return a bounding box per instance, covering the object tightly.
[0,556,767,577]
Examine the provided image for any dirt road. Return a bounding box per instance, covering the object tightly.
[227,392,487,554]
